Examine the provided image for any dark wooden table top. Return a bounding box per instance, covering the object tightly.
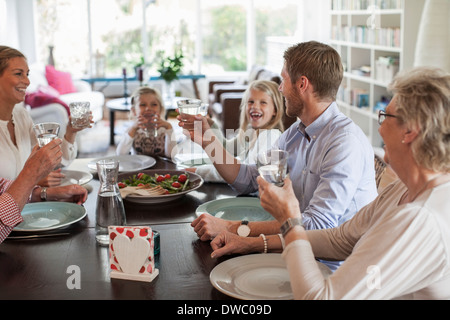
[0,158,240,300]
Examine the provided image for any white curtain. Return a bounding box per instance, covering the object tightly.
[414,0,450,72]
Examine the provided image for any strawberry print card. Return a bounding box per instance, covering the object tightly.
[108,226,159,282]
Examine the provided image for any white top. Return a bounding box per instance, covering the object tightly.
[195,127,282,183]
[0,105,76,180]
[283,180,450,299]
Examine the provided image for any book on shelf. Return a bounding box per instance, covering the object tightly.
[331,25,401,48]
[332,0,402,11]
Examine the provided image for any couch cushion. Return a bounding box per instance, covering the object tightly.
[45,65,77,95]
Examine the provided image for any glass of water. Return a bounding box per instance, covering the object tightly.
[141,112,159,138]
[257,149,289,187]
[177,99,208,131]
[69,101,90,129]
[33,122,60,147]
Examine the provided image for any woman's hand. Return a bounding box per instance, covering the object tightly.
[24,139,63,183]
[65,112,94,143]
[257,176,301,224]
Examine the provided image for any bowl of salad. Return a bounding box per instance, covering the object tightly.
[117,169,204,204]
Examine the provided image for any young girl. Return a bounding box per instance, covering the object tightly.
[116,86,176,158]
[188,80,285,182]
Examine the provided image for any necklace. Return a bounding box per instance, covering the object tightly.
[402,173,447,203]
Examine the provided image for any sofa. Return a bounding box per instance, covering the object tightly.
[21,63,104,136]
[208,66,297,134]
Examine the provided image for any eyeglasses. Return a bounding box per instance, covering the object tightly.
[378,110,398,125]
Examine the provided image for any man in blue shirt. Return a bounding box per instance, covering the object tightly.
[186,41,377,270]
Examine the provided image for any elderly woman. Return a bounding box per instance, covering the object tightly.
[0,46,90,186]
[211,67,450,299]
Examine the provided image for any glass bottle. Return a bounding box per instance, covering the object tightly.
[95,159,126,246]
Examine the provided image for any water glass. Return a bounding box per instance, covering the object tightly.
[142,112,159,137]
[69,101,90,129]
[177,99,208,131]
[33,122,60,147]
[257,149,289,187]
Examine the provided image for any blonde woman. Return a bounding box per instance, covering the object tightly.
[116,86,176,158]
[0,46,89,186]
[188,80,285,182]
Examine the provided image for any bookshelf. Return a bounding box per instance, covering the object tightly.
[330,0,424,148]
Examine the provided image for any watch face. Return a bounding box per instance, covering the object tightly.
[237,224,251,237]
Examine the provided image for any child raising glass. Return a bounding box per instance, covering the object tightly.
[116,86,176,158]
[186,80,285,182]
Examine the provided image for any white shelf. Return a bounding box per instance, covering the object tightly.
[330,0,425,147]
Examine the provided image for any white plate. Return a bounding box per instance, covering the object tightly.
[14,202,87,232]
[118,169,204,204]
[174,153,212,168]
[60,170,93,186]
[196,197,273,221]
[210,253,331,300]
[87,155,156,172]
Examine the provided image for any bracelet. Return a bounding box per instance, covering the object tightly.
[40,187,48,201]
[259,234,268,254]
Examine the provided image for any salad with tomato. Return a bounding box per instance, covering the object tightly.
[119,172,190,194]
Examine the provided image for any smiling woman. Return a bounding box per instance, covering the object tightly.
[0,46,84,182]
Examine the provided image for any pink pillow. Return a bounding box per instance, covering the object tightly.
[45,65,77,95]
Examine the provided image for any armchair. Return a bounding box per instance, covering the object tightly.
[24,63,105,136]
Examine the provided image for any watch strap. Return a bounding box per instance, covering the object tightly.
[280,217,303,237]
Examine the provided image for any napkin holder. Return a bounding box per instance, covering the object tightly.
[108,226,159,282]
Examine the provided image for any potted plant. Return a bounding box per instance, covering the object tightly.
[158,50,184,82]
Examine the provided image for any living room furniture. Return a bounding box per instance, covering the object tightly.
[23,63,105,136]
[106,97,132,145]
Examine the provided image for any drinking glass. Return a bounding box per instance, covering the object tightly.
[33,122,60,147]
[142,112,159,138]
[177,99,208,131]
[69,102,91,129]
[257,149,289,187]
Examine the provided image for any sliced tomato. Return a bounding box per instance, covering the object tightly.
[178,174,187,183]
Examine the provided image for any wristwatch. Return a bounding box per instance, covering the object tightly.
[280,217,303,237]
[237,220,251,237]
[40,187,48,201]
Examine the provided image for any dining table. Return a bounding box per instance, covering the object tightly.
[0,155,298,309]
[0,157,251,301]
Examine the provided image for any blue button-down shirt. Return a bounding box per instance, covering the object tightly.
[233,102,377,230]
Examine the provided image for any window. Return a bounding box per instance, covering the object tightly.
[32,0,302,77]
